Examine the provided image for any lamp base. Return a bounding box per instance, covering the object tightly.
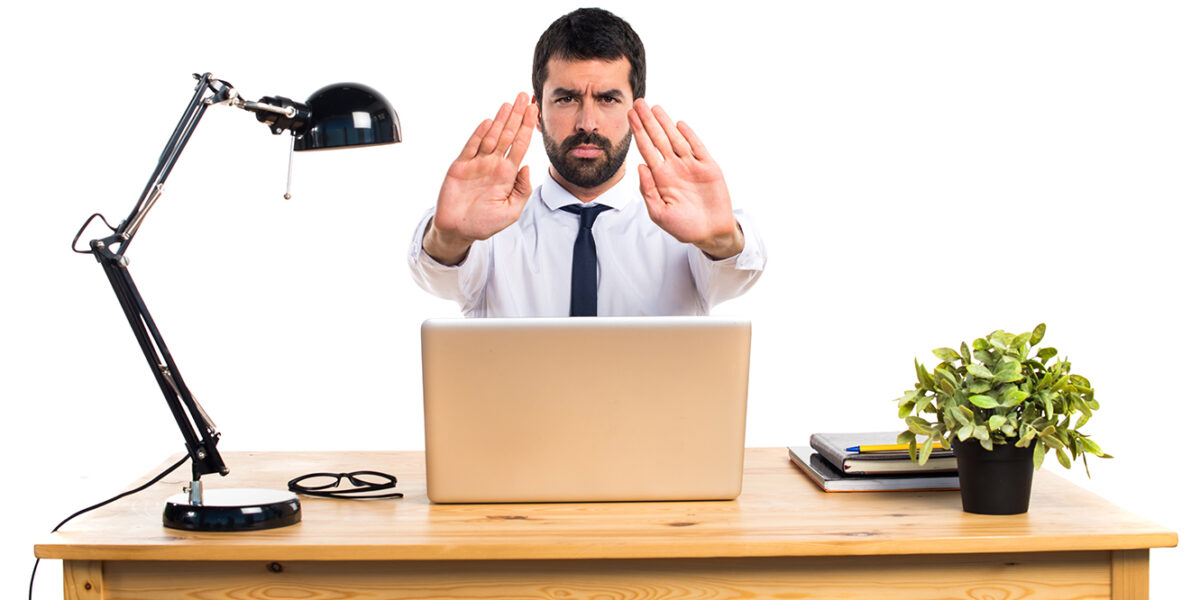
[163,488,301,531]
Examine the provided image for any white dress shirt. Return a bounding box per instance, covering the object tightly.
[408,172,766,317]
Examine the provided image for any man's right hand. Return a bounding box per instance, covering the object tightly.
[423,93,540,266]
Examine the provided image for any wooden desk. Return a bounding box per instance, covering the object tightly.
[37,448,1176,599]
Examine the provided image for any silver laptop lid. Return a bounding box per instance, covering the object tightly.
[421,316,751,503]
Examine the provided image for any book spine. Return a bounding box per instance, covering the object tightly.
[808,434,848,471]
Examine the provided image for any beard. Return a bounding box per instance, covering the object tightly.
[543,129,633,189]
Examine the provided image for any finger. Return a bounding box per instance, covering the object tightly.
[677,120,711,162]
[478,101,515,155]
[495,92,531,157]
[651,104,693,158]
[511,165,533,203]
[632,99,676,161]
[458,119,493,160]
[629,106,664,169]
[506,102,539,166]
[637,163,664,211]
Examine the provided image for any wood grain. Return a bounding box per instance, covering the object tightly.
[1111,549,1150,600]
[99,552,1112,600]
[36,449,1177,563]
[62,560,104,600]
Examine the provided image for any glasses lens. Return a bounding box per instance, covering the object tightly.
[349,472,391,488]
[299,474,341,490]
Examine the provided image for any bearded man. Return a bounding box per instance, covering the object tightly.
[409,8,765,317]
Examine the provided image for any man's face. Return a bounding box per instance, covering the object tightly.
[539,57,635,190]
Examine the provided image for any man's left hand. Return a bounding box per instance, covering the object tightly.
[629,99,744,260]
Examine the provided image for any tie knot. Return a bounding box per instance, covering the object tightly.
[561,204,612,230]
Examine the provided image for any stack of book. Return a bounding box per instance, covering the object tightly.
[789,431,960,492]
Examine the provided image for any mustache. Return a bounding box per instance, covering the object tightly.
[562,131,613,152]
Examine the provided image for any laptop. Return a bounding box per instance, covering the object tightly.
[420,316,751,503]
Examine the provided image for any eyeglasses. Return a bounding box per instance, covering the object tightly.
[287,470,404,499]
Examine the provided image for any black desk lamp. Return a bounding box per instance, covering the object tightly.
[71,72,400,531]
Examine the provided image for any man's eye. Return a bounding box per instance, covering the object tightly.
[555,96,575,104]
[599,96,619,104]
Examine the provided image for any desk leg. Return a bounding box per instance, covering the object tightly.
[63,560,104,600]
[1111,549,1150,600]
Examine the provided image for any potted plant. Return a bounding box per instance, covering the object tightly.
[895,323,1110,514]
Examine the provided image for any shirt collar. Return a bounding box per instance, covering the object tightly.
[540,169,637,212]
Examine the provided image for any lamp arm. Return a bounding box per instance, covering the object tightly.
[115,73,236,250]
[90,236,229,481]
[81,72,238,484]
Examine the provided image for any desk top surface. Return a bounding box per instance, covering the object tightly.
[36,448,1177,561]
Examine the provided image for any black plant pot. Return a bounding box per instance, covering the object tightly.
[952,438,1036,515]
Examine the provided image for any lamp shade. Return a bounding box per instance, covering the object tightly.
[293,83,401,151]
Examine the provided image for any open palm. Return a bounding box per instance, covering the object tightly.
[629,100,742,258]
[427,94,539,263]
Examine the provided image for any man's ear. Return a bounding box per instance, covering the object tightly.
[533,95,543,133]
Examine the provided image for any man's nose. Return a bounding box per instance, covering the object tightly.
[575,99,599,132]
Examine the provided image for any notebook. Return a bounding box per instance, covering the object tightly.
[420,316,751,503]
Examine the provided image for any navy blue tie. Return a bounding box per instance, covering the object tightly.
[560,204,612,317]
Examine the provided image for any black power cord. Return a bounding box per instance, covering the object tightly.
[28,455,188,600]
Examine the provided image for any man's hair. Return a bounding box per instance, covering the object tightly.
[532,8,646,105]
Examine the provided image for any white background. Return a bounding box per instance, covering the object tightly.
[4,1,1196,597]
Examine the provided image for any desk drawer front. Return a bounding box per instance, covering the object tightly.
[70,552,1131,599]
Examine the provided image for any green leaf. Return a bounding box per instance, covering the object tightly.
[969,395,1000,409]
[974,425,990,441]
[1030,323,1046,346]
[1041,430,1065,449]
[915,359,935,390]
[957,424,973,441]
[1078,437,1102,455]
[1056,426,1072,449]
[1000,387,1030,407]
[987,415,1007,431]
[897,430,916,445]
[935,367,958,391]
[1056,448,1072,469]
[993,359,1024,383]
[972,338,990,351]
[980,435,994,451]
[918,437,934,465]
[988,330,1016,349]
[932,347,960,362]
[1017,428,1037,447]
[1037,347,1058,362]
[961,342,972,365]
[967,364,994,379]
[1014,332,1033,348]
[954,405,974,425]
[1033,440,1046,469]
[968,379,993,394]
[1075,411,1091,429]
[938,378,954,395]
[906,416,933,435]
[913,394,933,415]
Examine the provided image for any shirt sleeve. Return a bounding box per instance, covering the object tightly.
[407,208,492,313]
[686,209,767,311]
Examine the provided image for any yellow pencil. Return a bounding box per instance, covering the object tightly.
[846,442,950,453]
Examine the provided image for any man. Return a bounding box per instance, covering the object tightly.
[409,8,765,316]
